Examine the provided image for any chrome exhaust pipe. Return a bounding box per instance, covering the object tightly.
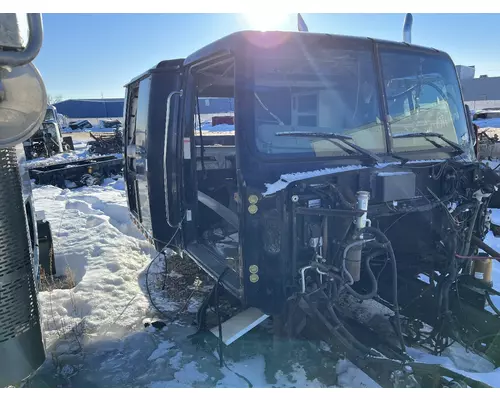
[403,13,413,43]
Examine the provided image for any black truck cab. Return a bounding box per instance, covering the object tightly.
[123,30,488,320]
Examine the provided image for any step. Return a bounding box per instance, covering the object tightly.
[210,307,269,345]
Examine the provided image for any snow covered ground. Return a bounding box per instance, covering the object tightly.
[25,177,378,388]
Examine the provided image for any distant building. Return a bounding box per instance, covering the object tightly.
[457,65,500,110]
[199,97,234,114]
[53,98,125,126]
[53,97,234,126]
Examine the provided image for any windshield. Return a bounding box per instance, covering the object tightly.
[380,50,470,153]
[252,49,386,159]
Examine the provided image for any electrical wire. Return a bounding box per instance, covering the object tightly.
[144,218,184,321]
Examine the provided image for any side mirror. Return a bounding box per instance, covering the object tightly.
[0,13,47,148]
[0,14,44,67]
[464,104,477,147]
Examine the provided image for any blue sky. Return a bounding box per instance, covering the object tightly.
[33,13,499,100]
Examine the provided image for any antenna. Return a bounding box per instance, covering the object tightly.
[403,13,413,43]
[298,13,309,32]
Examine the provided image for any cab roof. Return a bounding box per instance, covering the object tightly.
[125,30,447,88]
[183,30,443,66]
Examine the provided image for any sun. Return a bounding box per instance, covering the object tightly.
[242,12,290,32]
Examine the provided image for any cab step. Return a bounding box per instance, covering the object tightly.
[210,307,269,345]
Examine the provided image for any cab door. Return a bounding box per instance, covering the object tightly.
[124,84,142,221]
[124,60,186,249]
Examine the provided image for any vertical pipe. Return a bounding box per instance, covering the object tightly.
[403,13,413,44]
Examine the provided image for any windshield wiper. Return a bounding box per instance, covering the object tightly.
[275,131,382,164]
[392,132,464,154]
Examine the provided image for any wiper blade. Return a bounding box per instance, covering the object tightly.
[392,132,464,154]
[276,131,352,140]
[275,131,382,164]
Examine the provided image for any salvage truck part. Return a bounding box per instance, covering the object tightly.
[123,14,500,387]
[0,13,56,386]
[23,104,75,160]
[27,154,124,188]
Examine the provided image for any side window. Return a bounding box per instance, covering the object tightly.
[125,86,139,146]
[135,77,151,144]
[190,57,236,171]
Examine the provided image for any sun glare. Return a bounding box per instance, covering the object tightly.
[243,12,290,32]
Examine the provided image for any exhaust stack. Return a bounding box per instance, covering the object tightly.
[403,13,413,44]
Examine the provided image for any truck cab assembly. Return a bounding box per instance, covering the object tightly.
[121,15,500,387]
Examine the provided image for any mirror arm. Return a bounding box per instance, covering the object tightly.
[0,14,44,67]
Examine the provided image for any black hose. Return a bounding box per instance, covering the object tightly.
[486,292,500,317]
[361,226,406,354]
[325,302,379,357]
[313,288,379,356]
[472,236,500,259]
[215,267,230,368]
[344,250,385,301]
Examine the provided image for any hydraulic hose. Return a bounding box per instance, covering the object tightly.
[344,249,385,301]
[315,289,379,357]
[361,226,406,354]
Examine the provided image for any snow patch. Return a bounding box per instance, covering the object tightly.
[148,340,176,361]
[262,159,446,196]
[336,359,380,388]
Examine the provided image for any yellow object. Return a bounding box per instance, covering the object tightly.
[248,195,259,204]
[249,274,259,283]
[249,265,259,274]
[473,258,493,285]
[248,204,258,214]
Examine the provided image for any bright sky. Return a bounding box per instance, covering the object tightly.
[31,13,499,100]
